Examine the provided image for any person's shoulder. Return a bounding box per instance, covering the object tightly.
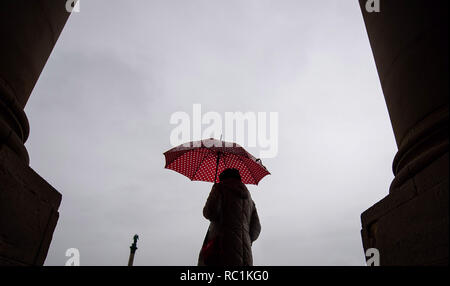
[212,183,224,194]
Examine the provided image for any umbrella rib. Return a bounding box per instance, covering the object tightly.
[234,154,258,184]
[191,149,215,181]
[222,152,228,168]
[164,150,189,168]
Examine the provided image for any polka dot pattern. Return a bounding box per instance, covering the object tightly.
[164,138,270,185]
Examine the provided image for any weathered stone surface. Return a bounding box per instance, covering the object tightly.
[0,0,70,265]
[0,0,70,108]
[0,145,61,265]
[359,0,449,265]
[359,0,448,147]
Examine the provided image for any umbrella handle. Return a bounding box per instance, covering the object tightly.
[214,152,221,183]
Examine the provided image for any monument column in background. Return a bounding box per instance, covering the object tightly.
[359,0,448,265]
[128,235,139,266]
[0,0,72,265]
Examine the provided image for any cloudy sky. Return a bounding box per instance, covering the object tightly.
[25,0,397,266]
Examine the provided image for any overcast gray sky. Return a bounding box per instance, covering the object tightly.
[25,0,396,266]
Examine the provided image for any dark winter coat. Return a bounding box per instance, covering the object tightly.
[198,178,261,266]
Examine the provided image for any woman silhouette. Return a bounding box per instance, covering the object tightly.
[198,168,261,266]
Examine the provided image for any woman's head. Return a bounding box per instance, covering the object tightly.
[219,168,242,182]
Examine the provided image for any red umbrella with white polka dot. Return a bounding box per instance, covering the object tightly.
[163,138,270,185]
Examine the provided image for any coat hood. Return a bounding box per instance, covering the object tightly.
[220,178,250,199]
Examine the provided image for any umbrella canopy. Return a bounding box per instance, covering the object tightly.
[163,138,270,185]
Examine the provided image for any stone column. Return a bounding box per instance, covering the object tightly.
[0,0,72,265]
[128,235,139,266]
[359,0,448,265]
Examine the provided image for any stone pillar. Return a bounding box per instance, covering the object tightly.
[0,0,71,265]
[359,0,448,265]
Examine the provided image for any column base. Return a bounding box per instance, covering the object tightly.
[361,152,449,265]
[0,145,61,266]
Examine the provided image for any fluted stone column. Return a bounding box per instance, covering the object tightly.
[0,0,71,265]
[359,0,448,265]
